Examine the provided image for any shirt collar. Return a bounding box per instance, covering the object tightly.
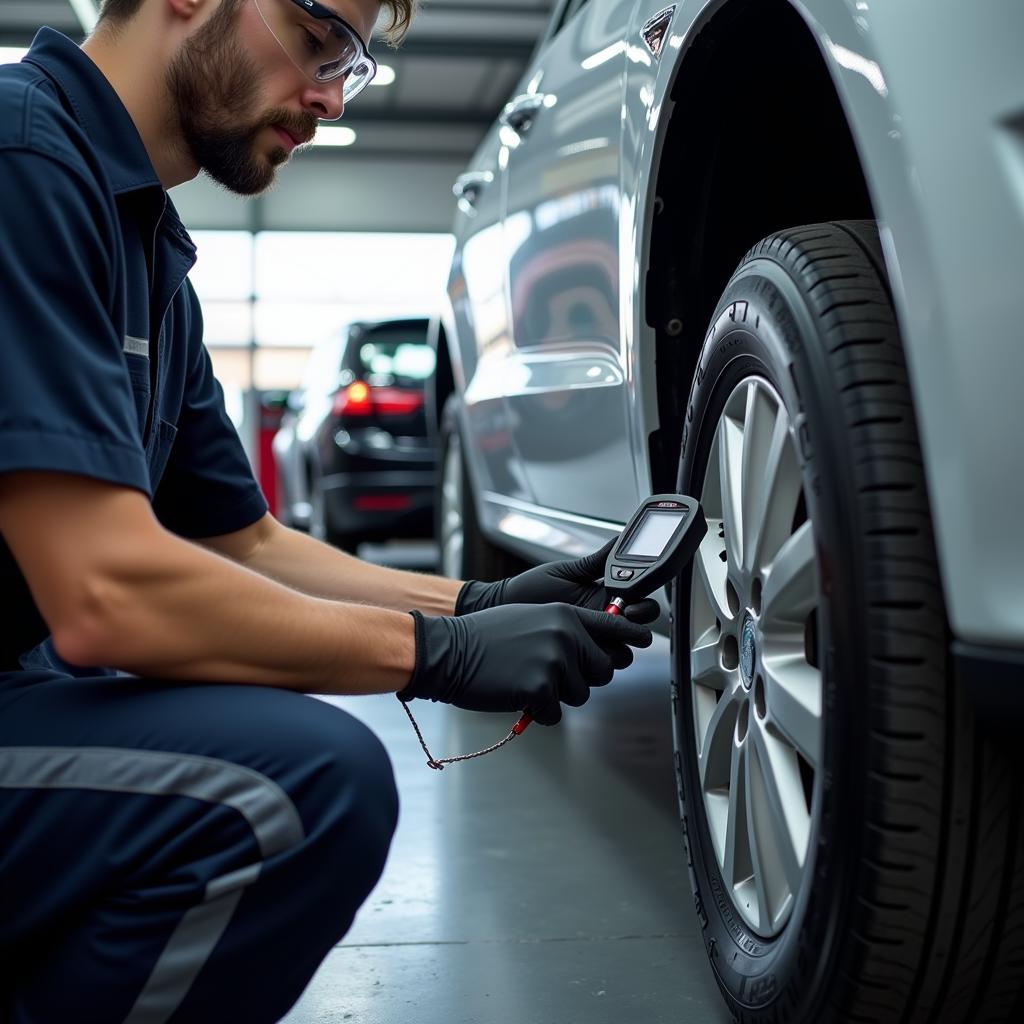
[23,27,163,197]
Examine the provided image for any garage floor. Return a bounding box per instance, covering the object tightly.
[281,544,733,1024]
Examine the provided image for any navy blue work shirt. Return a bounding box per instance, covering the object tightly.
[0,29,268,673]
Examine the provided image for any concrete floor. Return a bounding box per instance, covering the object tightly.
[281,543,733,1024]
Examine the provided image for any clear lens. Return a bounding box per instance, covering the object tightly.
[255,0,376,101]
[322,57,375,104]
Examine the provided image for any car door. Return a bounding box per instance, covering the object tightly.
[500,0,641,522]
[448,127,532,502]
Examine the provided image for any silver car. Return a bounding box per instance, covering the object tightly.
[433,1,1024,1020]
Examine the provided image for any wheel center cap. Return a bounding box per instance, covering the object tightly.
[740,616,757,687]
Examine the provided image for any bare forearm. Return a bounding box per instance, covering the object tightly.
[223,517,464,616]
[0,478,416,692]
[56,531,417,693]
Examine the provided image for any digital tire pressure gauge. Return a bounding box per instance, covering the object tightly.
[512,494,707,734]
[602,492,708,611]
[401,494,708,768]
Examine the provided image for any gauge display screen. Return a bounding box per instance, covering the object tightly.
[620,509,685,558]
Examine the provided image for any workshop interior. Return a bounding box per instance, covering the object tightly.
[1,1,1022,1022]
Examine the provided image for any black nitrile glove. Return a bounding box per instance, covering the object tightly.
[401,603,653,726]
[455,539,660,624]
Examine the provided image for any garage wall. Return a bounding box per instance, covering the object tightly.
[171,153,465,233]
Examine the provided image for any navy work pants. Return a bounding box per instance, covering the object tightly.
[0,671,399,1023]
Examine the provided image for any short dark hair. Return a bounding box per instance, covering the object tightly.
[376,0,417,44]
[98,0,419,44]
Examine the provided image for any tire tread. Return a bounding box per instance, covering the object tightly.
[731,222,1024,1022]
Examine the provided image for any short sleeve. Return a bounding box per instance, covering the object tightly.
[152,282,268,538]
[0,148,149,492]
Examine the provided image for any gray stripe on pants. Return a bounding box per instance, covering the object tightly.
[125,890,245,1024]
[0,746,306,1023]
[124,335,149,357]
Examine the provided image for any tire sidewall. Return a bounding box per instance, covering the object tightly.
[673,260,868,1017]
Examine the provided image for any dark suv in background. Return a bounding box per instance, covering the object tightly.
[273,317,436,551]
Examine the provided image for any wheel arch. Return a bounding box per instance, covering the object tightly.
[641,0,880,493]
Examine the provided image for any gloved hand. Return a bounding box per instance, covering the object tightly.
[455,539,660,624]
[401,603,653,726]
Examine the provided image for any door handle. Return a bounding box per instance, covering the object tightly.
[452,171,494,209]
[499,93,546,137]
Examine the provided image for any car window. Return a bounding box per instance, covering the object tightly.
[354,326,436,386]
[359,343,436,382]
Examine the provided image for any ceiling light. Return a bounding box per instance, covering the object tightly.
[0,47,27,64]
[313,126,357,147]
[371,64,396,87]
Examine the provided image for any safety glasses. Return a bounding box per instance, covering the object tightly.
[254,0,377,103]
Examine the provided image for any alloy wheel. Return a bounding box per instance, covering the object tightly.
[689,376,822,937]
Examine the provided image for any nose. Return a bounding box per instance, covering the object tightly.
[300,79,345,122]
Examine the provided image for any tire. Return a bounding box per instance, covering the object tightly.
[437,396,522,582]
[671,220,1024,1023]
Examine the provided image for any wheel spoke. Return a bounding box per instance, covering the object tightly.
[722,741,750,891]
[692,534,733,627]
[718,402,746,571]
[748,721,808,901]
[747,405,801,575]
[763,647,822,769]
[692,628,739,776]
[761,521,816,628]
[701,414,724,519]
[743,742,772,933]
[698,682,742,789]
[740,384,778,575]
[690,626,722,688]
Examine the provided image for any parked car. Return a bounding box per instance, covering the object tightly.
[432,1,1024,1020]
[274,317,436,550]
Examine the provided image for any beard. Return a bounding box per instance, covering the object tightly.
[166,1,319,196]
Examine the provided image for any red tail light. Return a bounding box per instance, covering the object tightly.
[331,382,424,419]
[372,388,424,416]
[354,494,413,511]
[332,381,372,417]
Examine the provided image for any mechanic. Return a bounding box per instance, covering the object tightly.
[0,1,657,1020]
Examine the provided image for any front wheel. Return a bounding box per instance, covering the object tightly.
[673,221,1024,1022]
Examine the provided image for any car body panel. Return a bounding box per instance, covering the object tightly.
[447,0,1024,648]
[448,129,536,506]
[501,0,643,521]
[822,0,1024,648]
